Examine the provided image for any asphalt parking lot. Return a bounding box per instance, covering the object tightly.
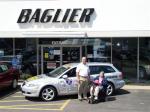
[0,87,150,112]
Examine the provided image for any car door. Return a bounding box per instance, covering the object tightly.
[0,64,10,88]
[58,67,78,95]
[65,67,78,94]
[0,66,5,89]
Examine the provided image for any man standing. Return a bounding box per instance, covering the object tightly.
[76,57,90,101]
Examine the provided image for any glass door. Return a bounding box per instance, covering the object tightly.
[41,46,82,74]
[62,46,81,65]
[41,46,61,73]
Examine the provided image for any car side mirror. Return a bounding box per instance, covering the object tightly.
[62,75,68,79]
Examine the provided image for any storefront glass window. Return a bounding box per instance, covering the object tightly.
[0,38,13,65]
[86,38,111,63]
[15,38,37,76]
[39,38,111,73]
[0,38,13,56]
[112,38,137,81]
[139,38,150,80]
[15,38,26,54]
[62,47,80,65]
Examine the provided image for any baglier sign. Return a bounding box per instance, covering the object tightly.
[17,8,95,23]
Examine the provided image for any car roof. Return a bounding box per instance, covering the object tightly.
[63,62,113,68]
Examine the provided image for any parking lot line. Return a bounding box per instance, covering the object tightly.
[59,99,71,111]
[0,107,62,111]
[0,100,71,111]
[0,103,64,111]
[12,96,25,98]
[0,100,28,103]
[16,92,22,94]
[0,103,63,108]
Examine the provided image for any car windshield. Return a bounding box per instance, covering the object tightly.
[46,66,69,77]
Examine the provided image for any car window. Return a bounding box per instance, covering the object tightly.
[47,66,69,77]
[100,66,115,73]
[65,67,76,77]
[89,65,115,75]
[89,66,100,74]
[0,64,8,72]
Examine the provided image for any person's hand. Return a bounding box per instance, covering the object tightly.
[77,80,80,84]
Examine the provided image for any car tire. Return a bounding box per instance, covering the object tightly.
[139,67,146,79]
[40,86,57,101]
[11,79,18,89]
[107,83,114,96]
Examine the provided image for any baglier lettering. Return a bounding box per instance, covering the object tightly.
[17,8,95,23]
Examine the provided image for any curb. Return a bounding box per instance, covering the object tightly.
[123,85,150,90]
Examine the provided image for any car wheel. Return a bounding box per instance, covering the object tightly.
[40,86,57,101]
[139,67,146,79]
[107,83,114,96]
[12,79,18,89]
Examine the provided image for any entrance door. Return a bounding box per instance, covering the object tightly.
[62,46,81,65]
[41,46,61,73]
[41,46,81,74]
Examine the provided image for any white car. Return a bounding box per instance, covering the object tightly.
[21,63,125,101]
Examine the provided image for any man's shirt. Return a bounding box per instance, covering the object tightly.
[76,63,90,77]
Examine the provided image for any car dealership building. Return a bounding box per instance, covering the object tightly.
[0,0,150,82]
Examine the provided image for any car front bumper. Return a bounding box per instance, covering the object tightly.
[21,85,40,97]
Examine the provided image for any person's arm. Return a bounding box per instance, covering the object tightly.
[76,72,80,82]
[76,66,80,83]
[88,67,90,80]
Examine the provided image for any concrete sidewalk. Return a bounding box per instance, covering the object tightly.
[123,85,150,90]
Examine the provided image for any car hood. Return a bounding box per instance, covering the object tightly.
[26,74,58,84]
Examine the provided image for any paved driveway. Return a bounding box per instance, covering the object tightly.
[0,87,150,112]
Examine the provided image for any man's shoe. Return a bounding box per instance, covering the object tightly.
[83,97,88,100]
[94,97,98,100]
[89,96,92,99]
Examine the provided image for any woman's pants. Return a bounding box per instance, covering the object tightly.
[90,86,103,97]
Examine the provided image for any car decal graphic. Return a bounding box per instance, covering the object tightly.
[66,79,72,85]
